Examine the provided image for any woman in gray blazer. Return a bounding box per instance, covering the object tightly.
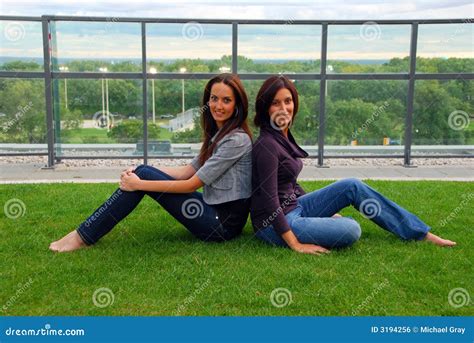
[50,74,252,252]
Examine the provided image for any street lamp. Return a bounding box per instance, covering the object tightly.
[59,66,69,109]
[326,65,333,98]
[150,67,157,124]
[99,67,110,131]
[180,67,187,114]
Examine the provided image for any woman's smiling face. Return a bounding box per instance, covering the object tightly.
[268,87,294,131]
[209,82,236,128]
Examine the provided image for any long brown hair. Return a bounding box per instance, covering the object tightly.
[199,73,252,165]
[254,75,299,128]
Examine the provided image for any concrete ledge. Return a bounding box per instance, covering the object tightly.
[1,164,472,184]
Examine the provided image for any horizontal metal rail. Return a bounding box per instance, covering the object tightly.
[0,15,472,167]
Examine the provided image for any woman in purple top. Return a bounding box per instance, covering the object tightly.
[250,75,456,255]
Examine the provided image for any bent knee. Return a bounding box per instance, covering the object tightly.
[344,177,365,188]
[347,220,361,245]
[135,164,172,181]
[134,164,147,172]
[334,219,361,248]
[134,164,154,177]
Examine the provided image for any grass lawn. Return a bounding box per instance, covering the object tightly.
[61,127,173,144]
[0,181,472,316]
[60,128,115,144]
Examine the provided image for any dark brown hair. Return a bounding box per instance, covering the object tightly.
[254,75,299,128]
[199,73,252,165]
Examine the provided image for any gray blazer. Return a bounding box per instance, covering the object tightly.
[191,128,252,205]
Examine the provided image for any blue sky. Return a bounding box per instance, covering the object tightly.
[1,1,472,60]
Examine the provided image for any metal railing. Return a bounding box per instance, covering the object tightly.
[0,15,473,167]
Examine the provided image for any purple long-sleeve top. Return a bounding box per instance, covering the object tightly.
[250,126,308,235]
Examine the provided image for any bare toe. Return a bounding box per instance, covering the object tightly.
[425,232,457,247]
[49,230,86,253]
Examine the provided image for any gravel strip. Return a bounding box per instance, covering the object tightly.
[1,156,472,168]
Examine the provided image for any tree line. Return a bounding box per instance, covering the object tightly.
[0,56,472,145]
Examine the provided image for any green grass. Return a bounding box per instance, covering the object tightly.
[0,181,472,316]
[61,128,115,143]
[61,126,174,143]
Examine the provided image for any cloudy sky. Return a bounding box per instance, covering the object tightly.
[1,0,472,61]
[1,0,473,19]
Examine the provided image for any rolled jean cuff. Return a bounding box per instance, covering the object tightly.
[414,227,430,241]
[76,227,94,245]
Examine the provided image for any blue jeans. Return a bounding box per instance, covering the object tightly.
[255,178,430,249]
[76,165,242,244]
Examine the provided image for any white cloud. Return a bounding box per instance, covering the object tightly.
[1,1,472,60]
[1,0,473,19]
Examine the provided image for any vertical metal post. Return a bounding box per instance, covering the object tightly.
[105,78,110,131]
[42,16,54,168]
[318,23,328,167]
[232,22,238,73]
[49,20,62,161]
[141,22,148,165]
[404,22,418,167]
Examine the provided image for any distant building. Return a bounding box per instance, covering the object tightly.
[161,107,200,132]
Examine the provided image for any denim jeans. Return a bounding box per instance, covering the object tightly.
[255,178,430,249]
[76,165,242,245]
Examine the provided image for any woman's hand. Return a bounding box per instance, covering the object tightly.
[291,243,330,255]
[119,172,142,192]
[122,166,136,175]
[282,230,330,255]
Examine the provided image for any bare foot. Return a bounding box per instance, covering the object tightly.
[332,213,342,218]
[49,230,87,252]
[424,232,457,247]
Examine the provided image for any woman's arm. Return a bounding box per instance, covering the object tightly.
[156,164,197,180]
[124,164,196,180]
[119,172,203,193]
[120,132,249,194]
